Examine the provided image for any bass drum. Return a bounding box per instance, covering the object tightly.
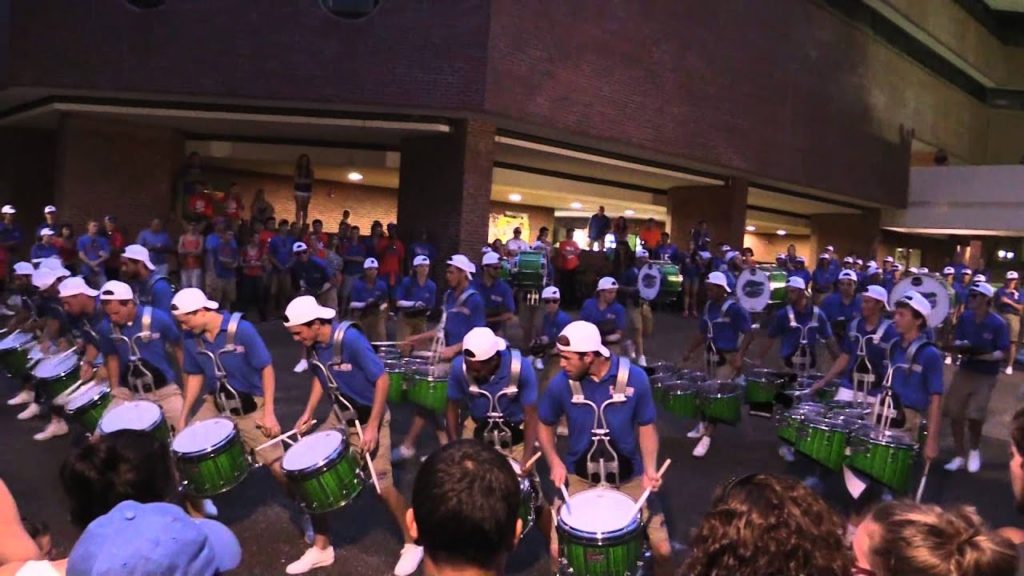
[736,267,770,312]
[889,274,952,328]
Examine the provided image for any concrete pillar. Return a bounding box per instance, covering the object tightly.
[667,178,748,250]
[397,119,495,262]
[809,209,881,260]
[54,114,184,234]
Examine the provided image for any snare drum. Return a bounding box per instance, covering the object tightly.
[383,359,405,404]
[33,352,82,400]
[662,381,700,419]
[408,364,450,413]
[172,418,250,497]
[507,457,539,534]
[798,415,854,471]
[776,404,827,445]
[699,380,742,425]
[0,331,35,378]
[97,400,170,441]
[745,368,783,405]
[63,383,111,432]
[558,488,644,576]
[846,426,918,493]
[282,430,364,513]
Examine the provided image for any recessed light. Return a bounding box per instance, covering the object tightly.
[1009,252,1017,259]
[508,193,522,202]
[776,229,787,236]
[570,202,583,210]
[999,250,1007,258]
[745,225,756,232]
[346,171,364,182]
[624,209,635,216]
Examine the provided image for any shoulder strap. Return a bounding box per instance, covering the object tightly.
[810,305,821,327]
[147,274,168,291]
[568,378,584,401]
[721,299,733,314]
[849,317,861,338]
[142,306,153,334]
[614,357,630,396]
[456,288,478,307]
[331,320,361,364]
[508,349,522,390]
[906,335,935,367]
[225,312,243,348]
[874,319,892,341]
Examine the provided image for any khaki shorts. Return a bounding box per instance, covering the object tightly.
[627,302,654,337]
[461,418,526,461]
[353,308,386,343]
[109,384,184,434]
[322,408,394,490]
[553,473,669,551]
[192,396,283,466]
[943,369,997,421]
[713,357,736,381]
[396,314,427,343]
[1002,313,1021,343]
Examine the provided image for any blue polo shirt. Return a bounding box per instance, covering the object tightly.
[443,288,486,347]
[699,299,751,353]
[182,315,272,396]
[136,229,172,267]
[767,304,833,362]
[69,297,106,350]
[268,234,295,268]
[954,282,972,308]
[653,244,679,263]
[292,257,331,292]
[788,267,811,285]
[475,278,516,318]
[539,356,656,481]
[213,237,238,279]
[0,223,23,248]
[955,310,1010,375]
[136,276,174,314]
[340,240,367,276]
[396,276,437,308]
[820,293,862,324]
[30,243,59,261]
[448,349,538,423]
[579,298,626,336]
[407,241,437,267]
[889,337,944,412]
[350,276,389,305]
[98,307,182,385]
[881,271,897,292]
[310,322,383,407]
[840,318,898,392]
[37,295,70,336]
[76,234,110,275]
[995,287,1022,316]
[542,310,573,342]
[811,267,834,292]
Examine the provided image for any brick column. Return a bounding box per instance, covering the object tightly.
[667,178,748,249]
[54,114,184,236]
[809,209,881,260]
[397,119,495,263]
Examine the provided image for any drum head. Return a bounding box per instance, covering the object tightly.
[638,263,662,302]
[172,418,236,455]
[890,274,950,328]
[99,401,162,434]
[0,331,33,350]
[33,352,80,379]
[66,383,107,411]
[736,267,771,312]
[282,430,345,473]
[559,488,638,532]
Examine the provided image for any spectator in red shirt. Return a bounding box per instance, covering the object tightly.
[554,227,581,309]
[103,215,125,282]
[376,222,406,290]
[57,223,78,268]
[223,183,244,230]
[239,232,267,321]
[186,186,215,224]
[258,216,276,252]
[305,219,329,259]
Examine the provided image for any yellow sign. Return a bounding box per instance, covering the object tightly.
[489,211,530,245]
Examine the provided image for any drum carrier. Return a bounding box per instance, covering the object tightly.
[568,359,634,486]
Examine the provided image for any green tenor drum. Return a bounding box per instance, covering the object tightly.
[776,404,827,445]
[662,382,701,419]
[0,331,35,378]
[846,426,918,493]
[511,250,546,289]
[699,380,742,425]
[33,352,82,401]
[745,368,783,405]
[98,400,170,442]
[172,418,251,498]
[63,383,111,432]
[408,364,450,413]
[797,416,856,471]
[283,430,365,513]
[557,488,644,576]
[383,359,406,404]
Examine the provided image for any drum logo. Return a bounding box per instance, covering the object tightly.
[640,272,659,290]
[742,279,766,299]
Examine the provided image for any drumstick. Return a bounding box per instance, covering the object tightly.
[254,419,317,452]
[353,420,382,495]
[370,341,405,347]
[521,451,543,475]
[628,459,672,519]
[915,461,931,503]
[559,483,573,516]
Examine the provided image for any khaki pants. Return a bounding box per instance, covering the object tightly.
[316,287,338,312]
[192,396,283,466]
[322,408,394,490]
[552,473,669,553]
[109,384,184,434]
[353,308,387,343]
[396,314,427,344]
[627,302,654,357]
[943,369,997,422]
[208,276,237,309]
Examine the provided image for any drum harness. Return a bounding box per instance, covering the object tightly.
[136,274,173,307]
[787,304,822,377]
[430,288,478,369]
[703,299,736,373]
[193,312,257,418]
[463,349,523,452]
[848,317,894,407]
[110,306,166,396]
[568,358,633,487]
[873,335,933,437]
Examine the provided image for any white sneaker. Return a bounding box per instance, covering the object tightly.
[286,545,335,575]
[293,359,309,373]
[637,355,647,367]
[17,402,41,420]
[6,389,34,406]
[1006,365,1014,375]
[393,543,425,576]
[944,456,966,472]
[391,444,416,463]
[945,355,953,365]
[967,449,982,473]
[778,445,796,463]
[33,419,68,441]
[302,514,314,545]
[200,498,218,518]
[692,436,711,458]
[686,423,705,439]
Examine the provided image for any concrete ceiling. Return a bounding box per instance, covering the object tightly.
[985,0,1024,12]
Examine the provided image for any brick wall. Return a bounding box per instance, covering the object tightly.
[668,181,748,251]
[0,128,56,257]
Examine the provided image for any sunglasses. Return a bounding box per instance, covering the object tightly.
[968,292,985,299]
[542,299,560,304]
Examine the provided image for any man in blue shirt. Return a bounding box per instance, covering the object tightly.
[820,269,862,345]
[995,271,1022,375]
[537,320,670,571]
[788,256,812,286]
[586,205,611,252]
[531,286,572,389]
[476,251,516,336]
[953,268,973,321]
[579,276,627,355]
[880,256,897,292]
[348,257,389,343]
[338,225,366,312]
[76,219,110,287]
[653,232,679,264]
[209,228,238,312]
[58,276,107,383]
[406,227,437,269]
[810,253,835,304]
[291,241,337,311]
[889,290,943,465]
[136,218,173,277]
[690,220,710,254]
[284,295,423,576]
[619,249,654,367]
[0,205,23,263]
[30,228,59,261]
[681,271,753,458]
[35,205,57,241]
[267,219,296,316]
[395,255,436,343]
[16,269,72,441]
[945,281,1010,474]
[120,244,173,313]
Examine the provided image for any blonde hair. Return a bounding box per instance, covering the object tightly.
[868,501,1018,576]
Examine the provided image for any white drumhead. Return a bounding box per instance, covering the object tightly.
[559,487,636,531]
[0,331,33,350]
[172,418,236,454]
[736,267,770,312]
[638,263,662,302]
[282,430,344,472]
[890,274,950,328]
[66,383,107,411]
[99,401,162,434]
[33,352,80,379]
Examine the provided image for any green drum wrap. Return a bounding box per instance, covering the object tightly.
[512,250,546,289]
[765,266,789,305]
[0,331,35,379]
[662,382,700,419]
[652,261,682,301]
[283,430,365,514]
[64,383,111,432]
[172,418,250,498]
[98,400,170,442]
[33,352,82,401]
[776,404,827,445]
[558,488,644,576]
[383,360,405,403]
[409,376,448,413]
[846,426,918,493]
[699,380,742,425]
[798,416,854,471]
[745,369,783,405]
[648,373,678,405]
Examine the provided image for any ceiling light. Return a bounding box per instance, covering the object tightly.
[745,225,756,232]
[346,171,364,182]
[1009,252,1017,260]
[508,193,522,202]
[998,250,1007,258]
[776,229,787,236]
[624,209,635,216]
[570,202,583,210]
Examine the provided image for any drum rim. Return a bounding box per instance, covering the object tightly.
[282,430,348,476]
[65,384,110,411]
[853,427,917,448]
[172,418,240,457]
[0,332,35,350]
[557,488,642,538]
[33,355,81,381]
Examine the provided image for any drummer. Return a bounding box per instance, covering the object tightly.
[820,270,862,345]
[619,248,654,367]
[476,251,516,336]
[579,276,626,355]
[537,320,671,574]
[283,295,423,576]
[394,255,436,345]
[530,286,572,390]
[3,262,41,410]
[810,253,835,304]
[58,277,108,384]
[681,271,753,458]
[18,268,72,441]
[120,244,173,313]
[348,257,388,343]
[809,285,897,403]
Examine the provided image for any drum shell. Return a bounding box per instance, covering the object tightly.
[409,376,448,413]
[284,441,364,514]
[797,416,852,471]
[0,333,35,378]
[744,372,781,405]
[173,425,250,498]
[383,360,405,403]
[64,386,111,432]
[698,380,742,425]
[557,489,644,576]
[662,383,700,419]
[511,251,546,289]
[508,458,539,534]
[653,262,682,299]
[846,428,917,493]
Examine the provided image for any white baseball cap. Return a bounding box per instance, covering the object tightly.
[776,253,786,260]
[122,244,155,271]
[697,251,712,261]
[896,290,932,321]
[970,281,995,299]
[908,267,919,274]
[865,264,880,276]
[480,246,493,254]
[170,288,219,315]
[39,257,69,276]
[447,254,476,279]
[838,270,858,282]
[959,269,973,276]
[363,257,379,269]
[13,261,34,276]
[818,253,829,260]
[724,250,740,262]
[541,286,561,300]
[39,227,54,237]
[292,242,309,253]
[862,285,890,309]
[43,205,56,214]
[918,267,929,274]
[557,320,609,358]
[867,260,877,267]
[636,248,649,259]
[481,252,502,266]
[283,295,336,327]
[825,245,835,252]
[1,205,15,214]
[99,280,134,301]
[1007,271,1019,280]
[943,266,955,275]
[974,274,987,282]
[883,256,894,263]
[785,276,807,291]
[893,263,903,271]
[58,276,99,299]
[843,257,854,264]
[706,271,731,292]
[721,244,732,252]
[462,327,507,362]
[412,255,430,267]
[855,258,864,265]
[31,268,58,291]
[597,276,618,291]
